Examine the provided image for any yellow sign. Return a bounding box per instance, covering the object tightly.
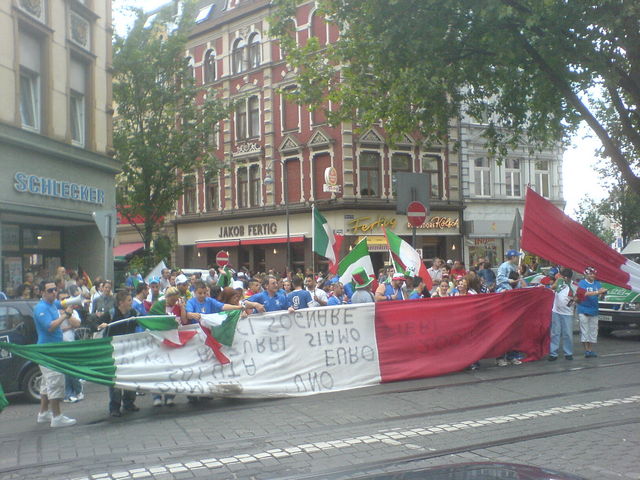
[348,216,397,234]
[410,216,459,230]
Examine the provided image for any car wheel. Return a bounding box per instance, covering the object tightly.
[21,365,42,403]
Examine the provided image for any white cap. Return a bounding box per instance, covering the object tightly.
[175,274,188,284]
[232,280,244,289]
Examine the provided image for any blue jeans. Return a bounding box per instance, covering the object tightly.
[65,374,82,398]
[550,312,574,356]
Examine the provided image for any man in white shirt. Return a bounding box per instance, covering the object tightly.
[304,274,328,307]
[548,268,576,361]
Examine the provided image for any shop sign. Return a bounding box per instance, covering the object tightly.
[408,216,459,230]
[323,166,341,193]
[348,216,397,234]
[14,172,105,205]
[219,222,277,238]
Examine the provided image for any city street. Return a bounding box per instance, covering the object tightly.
[1,329,639,480]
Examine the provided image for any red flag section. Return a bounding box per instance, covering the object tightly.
[521,187,640,292]
[375,288,553,383]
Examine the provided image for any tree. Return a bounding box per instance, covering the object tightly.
[271,0,640,194]
[113,2,230,270]
[574,196,615,246]
[597,179,640,247]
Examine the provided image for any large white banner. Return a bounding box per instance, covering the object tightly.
[113,304,381,398]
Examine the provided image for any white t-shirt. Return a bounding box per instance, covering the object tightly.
[552,280,575,315]
[307,287,328,307]
[61,310,81,342]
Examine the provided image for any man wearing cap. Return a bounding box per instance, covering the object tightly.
[146,277,161,305]
[577,267,607,358]
[374,272,406,301]
[175,274,192,300]
[350,267,375,304]
[496,250,522,292]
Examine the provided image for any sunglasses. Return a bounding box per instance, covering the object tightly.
[46,287,57,293]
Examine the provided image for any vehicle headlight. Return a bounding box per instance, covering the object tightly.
[622,302,640,311]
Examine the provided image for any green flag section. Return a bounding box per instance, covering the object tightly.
[382,227,432,290]
[217,265,233,288]
[0,338,116,386]
[137,315,180,331]
[338,237,374,284]
[0,383,9,412]
[313,208,337,264]
[212,310,241,346]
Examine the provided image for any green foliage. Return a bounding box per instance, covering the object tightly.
[271,0,640,192]
[574,196,615,246]
[113,1,231,269]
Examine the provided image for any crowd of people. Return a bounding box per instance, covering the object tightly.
[22,249,607,428]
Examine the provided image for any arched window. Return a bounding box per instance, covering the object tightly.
[248,33,261,69]
[204,49,216,83]
[232,38,245,74]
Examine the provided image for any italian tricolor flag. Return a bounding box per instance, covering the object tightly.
[383,227,432,290]
[313,207,341,269]
[338,237,374,284]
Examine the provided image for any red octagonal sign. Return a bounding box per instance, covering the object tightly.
[407,201,428,227]
[216,250,230,267]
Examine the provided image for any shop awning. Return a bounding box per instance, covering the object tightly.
[113,242,144,258]
[241,235,305,246]
[196,240,240,249]
[357,235,388,252]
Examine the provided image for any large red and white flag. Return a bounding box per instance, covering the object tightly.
[521,187,640,292]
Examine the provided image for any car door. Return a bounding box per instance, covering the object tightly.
[0,304,36,393]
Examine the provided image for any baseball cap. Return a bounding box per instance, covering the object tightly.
[148,276,160,284]
[175,274,188,284]
[505,249,522,257]
[548,267,559,277]
[392,273,406,281]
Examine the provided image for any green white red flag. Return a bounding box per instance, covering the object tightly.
[382,227,432,290]
[313,207,342,271]
[338,237,374,284]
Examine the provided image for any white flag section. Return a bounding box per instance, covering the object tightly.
[112,305,381,398]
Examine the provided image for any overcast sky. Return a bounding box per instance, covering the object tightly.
[112,0,609,218]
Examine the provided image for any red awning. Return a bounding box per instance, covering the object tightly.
[196,240,240,249]
[113,242,144,257]
[240,235,305,246]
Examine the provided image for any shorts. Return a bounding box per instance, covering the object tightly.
[39,365,65,400]
[579,313,598,344]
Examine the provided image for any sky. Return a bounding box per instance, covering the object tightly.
[112,0,609,218]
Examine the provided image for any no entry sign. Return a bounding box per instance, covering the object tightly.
[216,250,230,267]
[407,201,428,227]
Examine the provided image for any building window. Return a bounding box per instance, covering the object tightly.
[249,164,260,207]
[69,58,87,147]
[235,101,247,140]
[359,152,381,197]
[391,152,412,198]
[186,56,194,80]
[203,49,216,83]
[248,95,260,138]
[474,157,491,196]
[19,31,42,132]
[534,160,550,198]
[505,158,521,197]
[282,85,299,131]
[248,33,261,69]
[183,174,197,214]
[310,12,327,46]
[205,175,218,211]
[232,38,244,74]
[237,167,248,208]
[422,154,443,199]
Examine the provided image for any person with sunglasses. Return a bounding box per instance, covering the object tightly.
[33,281,76,428]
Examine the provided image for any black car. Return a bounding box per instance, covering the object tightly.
[0,299,41,402]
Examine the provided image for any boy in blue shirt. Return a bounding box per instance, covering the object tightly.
[186,281,259,323]
[577,267,607,358]
[288,276,313,310]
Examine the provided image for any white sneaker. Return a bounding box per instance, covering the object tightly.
[50,414,76,428]
[165,397,175,406]
[153,398,163,407]
[496,358,509,367]
[37,411,53,424]
[64,396,78,403]
[76,392,85,401]
[510,358,522,365]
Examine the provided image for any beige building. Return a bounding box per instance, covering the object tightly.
[0,0,118,293]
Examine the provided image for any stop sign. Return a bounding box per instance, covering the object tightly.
[407,201,428,227]
[216,250,230,267]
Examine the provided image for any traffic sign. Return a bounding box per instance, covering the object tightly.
[216,250,230,267]
[407,201,428,227]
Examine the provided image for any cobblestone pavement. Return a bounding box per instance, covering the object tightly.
[1,330,639,480]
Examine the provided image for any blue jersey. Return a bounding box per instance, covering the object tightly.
[343,282,354,300]
[383,283,404,300]
[186,297,225,315]
[249,291,290,312]
[33,299,63,344]
[496,261,516,292]
[287,289,312,310]
[577,279,601,316]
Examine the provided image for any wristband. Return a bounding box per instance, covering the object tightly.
[386,295,391,301]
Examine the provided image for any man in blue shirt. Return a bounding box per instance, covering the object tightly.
[288,276,313,309]
[34,281,76,428]
[248,276,291,312]
[577,267,607,358]
[327,282,348,305]
[496,250,521,292]
[186,281,261,323]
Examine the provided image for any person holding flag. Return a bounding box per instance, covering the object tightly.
[375,272,406,301]
[381,226,433,292]
[549,267,576,361]
[577,267,607,358]
[337,238,376,301]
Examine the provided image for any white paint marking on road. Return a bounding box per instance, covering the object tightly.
[92,394,640,479]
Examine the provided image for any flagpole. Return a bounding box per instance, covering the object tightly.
[311,204,316,274]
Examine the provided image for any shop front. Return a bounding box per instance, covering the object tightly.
[0,125,118,295]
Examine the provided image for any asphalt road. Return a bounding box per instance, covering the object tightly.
[1,329,639,480]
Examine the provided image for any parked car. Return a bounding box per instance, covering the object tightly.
[598,282,640,335]
[0,299,41,402]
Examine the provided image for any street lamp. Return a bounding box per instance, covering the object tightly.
[264,159,291,274]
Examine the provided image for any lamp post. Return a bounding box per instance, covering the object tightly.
[264,159,291,274]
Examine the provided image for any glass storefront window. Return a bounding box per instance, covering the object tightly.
[22,229,61,249]
[2,224,20,251]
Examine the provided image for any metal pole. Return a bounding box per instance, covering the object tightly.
[412,226,417,249]
[283,160,291,274]
[104,214,112,280]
